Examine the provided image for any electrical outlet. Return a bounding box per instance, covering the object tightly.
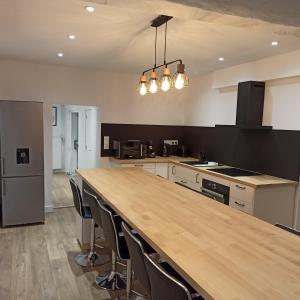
[164,140,178,145]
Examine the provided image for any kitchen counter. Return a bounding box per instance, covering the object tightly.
[77,167,300,300]
[110,156,297,188]
[172,161,298,188]
[109,155,194,164]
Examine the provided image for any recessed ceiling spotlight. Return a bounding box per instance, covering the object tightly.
[85,6,95,12]
[68,34,76,40]
[271,41,279,47]
[218,57,224,62]
[57,52,64,57]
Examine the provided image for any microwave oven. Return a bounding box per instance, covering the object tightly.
[113,140,143,159]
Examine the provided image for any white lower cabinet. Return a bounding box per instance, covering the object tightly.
[155,163,169,178]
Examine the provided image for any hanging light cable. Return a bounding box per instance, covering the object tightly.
[149,27,159,94]
[160,21,171,92]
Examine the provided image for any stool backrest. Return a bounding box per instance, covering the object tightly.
[98,202,119,254]
[122,222,151,297]
[144,253,192,300]
[70,178,84,217]
[83,189,102,227]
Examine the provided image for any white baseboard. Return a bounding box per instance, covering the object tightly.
[45,205,54,213]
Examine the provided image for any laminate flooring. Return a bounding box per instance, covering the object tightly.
[0,207,128,300]
[52,172,74,208]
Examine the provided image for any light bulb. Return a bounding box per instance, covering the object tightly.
[174,73,185,90]
[149,80,158,93]
[139,82,147,95]
[137,75,148,95]
[149,71,158,93]
[173,63,188,90]
[161,77,171,91]
[160,67,171,92]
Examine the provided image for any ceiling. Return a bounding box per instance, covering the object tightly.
[1,0,300,75]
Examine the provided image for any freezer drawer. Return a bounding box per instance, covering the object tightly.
[1,176,44,226]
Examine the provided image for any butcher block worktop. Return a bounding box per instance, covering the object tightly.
[77,167,300,300]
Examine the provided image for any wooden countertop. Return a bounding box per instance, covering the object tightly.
[172,161,298,188]
[109,156,194,164]
[77,168,300,300]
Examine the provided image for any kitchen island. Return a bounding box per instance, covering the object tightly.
[77,167,300,300]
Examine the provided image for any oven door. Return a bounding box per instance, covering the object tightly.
[199,187,227,205]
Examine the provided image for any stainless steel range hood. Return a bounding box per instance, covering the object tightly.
[216,81,272,130]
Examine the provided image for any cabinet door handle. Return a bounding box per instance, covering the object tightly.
[172,166,175,175]
[196,173,200,183]
[134,164,144,167]
[235,184,246,190]
[234,201,245,207]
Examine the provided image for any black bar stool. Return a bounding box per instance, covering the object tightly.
[70,178,109,267]
[122,222,156,299]
[144,253,203,300]
[275,223,300,236]
[96,201,130,291]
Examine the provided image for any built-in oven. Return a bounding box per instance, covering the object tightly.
[113,140,143,159]
[200,178,230,205]
[175,178,230,205]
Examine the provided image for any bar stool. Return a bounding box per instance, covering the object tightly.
[70,178,108,267]
[122,222,156,299]
[275,223,300,236]
[144,253,203,300]
[96,201,130,291]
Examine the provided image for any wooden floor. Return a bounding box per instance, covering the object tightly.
[52,172,74,208]
[0,207,128,300]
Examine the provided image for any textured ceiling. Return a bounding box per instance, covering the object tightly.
[167,0,300,27]
[0,0,300,75]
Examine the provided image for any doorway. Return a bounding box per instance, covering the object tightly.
[70,112,79,175]
[52,104,100,208]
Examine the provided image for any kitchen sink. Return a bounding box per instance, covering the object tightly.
[180,161,221,167]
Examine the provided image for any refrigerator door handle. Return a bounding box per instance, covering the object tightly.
[0,157,4,176]
[2,179,5,196]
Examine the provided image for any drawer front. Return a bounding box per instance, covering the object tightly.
[175,165,200,184]
[174,177,200,192]
[230,198,253,215]
[230,182,255,204]
[119,163,156,169]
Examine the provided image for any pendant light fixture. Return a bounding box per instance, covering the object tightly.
[137,15,189,95]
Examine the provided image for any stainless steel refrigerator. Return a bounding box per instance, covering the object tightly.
[0,101,44,227]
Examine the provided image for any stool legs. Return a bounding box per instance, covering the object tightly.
[96,250,126,290]
[75,219,110,268]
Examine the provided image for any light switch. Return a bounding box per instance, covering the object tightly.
[104,136,110,150]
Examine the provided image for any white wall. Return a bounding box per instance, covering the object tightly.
[0,58,186,211]
[185,67,300,131]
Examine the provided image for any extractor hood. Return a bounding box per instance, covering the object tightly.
[216,81,272,130]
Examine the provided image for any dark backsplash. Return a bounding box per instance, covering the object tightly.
[183,126,300,181]
[101,123,184,157]
[101,123,300,181]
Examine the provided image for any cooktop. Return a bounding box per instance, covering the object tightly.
[207,167,262,177]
